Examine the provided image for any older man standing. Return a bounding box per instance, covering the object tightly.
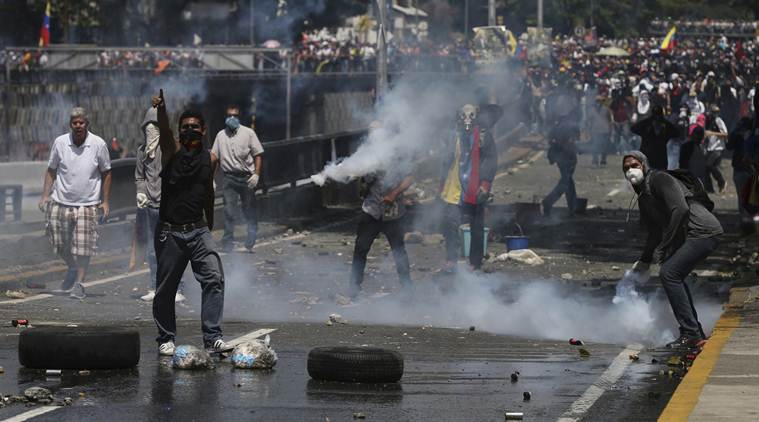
[39,107,112,299]
[211,105,264,252]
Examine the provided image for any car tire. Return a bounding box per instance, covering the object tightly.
[19,326,140,369]
[307,346,403,383]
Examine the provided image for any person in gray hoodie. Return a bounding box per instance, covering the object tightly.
[623,150,722,349]
[134,106,185,303]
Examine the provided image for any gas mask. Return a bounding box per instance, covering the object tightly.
[459,104,477,132]
[179,129,203,150]
[625,168,644,186]
[225,116,241,131]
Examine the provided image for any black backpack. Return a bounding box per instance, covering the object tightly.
[665,169,715,212]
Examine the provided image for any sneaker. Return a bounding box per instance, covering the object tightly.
[174,292,186,303]
[158,341,176,356]
[206,339,233,354]
[140,290,156,302]
[665,335,705,350]
[69,282,86,299]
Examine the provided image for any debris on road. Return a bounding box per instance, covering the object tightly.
[561,273,573,280]
[24,387,52,402]
[629,354,640,361]
[231,335,278,369]
[328,314,347,325]
[523,391,532,401]
[569,338,584,346]
[4,290,26,299]
[579,348,591,358]
[172,345,212,370]
[505,412,524,420]
[611,265,621,271]
[404,231,424,244]
[495,249,544,266]
[353,412,366,419]
[510,371,519,382]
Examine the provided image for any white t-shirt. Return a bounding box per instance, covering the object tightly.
[48,132,111,206]
[211,125,264,175]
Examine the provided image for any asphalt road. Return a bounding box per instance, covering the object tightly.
[0,148,747,421]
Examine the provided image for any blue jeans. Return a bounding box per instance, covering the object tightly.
[543,164,577,212]
[154,226,225,345]
[222,174,258,249]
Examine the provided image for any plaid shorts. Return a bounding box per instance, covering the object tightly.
[46,202,99,257]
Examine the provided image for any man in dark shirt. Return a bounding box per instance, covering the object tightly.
[542,116,579,216]
[151,89,230,356]
[624,151,722,350]
[631,105,680,170]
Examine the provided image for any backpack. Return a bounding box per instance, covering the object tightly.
[665,169,715,212]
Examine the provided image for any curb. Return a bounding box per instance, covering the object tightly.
[657,286,751,421]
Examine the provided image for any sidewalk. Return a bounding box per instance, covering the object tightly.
[659,284,759,421]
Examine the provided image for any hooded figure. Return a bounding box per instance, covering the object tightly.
[623,151,722,349]
[631,105,680,170]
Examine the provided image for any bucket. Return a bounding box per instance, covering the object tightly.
[459,225,489,258]
[504,223,529,251]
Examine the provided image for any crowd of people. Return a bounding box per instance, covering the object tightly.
[651,19,758,36]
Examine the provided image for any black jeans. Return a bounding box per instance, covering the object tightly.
[659,236,719,339]
[543,164,577,212]
[222,174,258,249]
[441,202,461,262]
[460,202,486,268]
[153,226,225,345]
[704,151,725,192]
[349,212,411,288]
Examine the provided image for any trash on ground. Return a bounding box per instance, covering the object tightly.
[24,387,52,402]
[495,249,544,266]
[328,313,347,324]
[422,234,445,245]
[569,338,584,346]
[172,345,212,370]
[4,290,26,299]
[523,391,532,401]
[403,231,424,244]
[510,371,519,382]
[231,335,278,370]
[505,412,524,420]
[579,348,591,357]
[561,273,573,280]
[629,354,640,361]
[611,265,621,271]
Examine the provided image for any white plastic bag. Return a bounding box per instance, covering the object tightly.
[172,345,212,369]
[231,335,278,369]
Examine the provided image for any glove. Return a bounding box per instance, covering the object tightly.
[631,261,650,273]
[247,173,260,190]
[136,193,149,209]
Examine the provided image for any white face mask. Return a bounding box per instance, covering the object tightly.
[625,168,644,186]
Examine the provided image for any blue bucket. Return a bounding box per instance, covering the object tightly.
[505,236,529,251]
[459,225,489,258]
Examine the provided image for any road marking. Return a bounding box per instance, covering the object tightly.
[557,344,644,422]
[0,406,59,422]
[0,269,150,305]
[227,328,277,347]
[658,314,740,422]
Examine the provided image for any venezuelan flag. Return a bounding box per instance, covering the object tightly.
[38,1,51,47]
[660,26,677,52]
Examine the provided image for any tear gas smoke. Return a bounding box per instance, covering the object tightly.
[184,253,722,347]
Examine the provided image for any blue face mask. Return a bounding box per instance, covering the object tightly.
[225,116,240,130]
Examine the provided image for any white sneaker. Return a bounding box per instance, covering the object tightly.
[140,290,156,302]
[174,292,186,303]
[158,341,176,356]
[205,339,233,354]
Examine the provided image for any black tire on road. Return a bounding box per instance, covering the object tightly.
[307,346,404,383]
[19,326,140,369]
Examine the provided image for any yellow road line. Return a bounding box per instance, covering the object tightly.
[658,314,741,422]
